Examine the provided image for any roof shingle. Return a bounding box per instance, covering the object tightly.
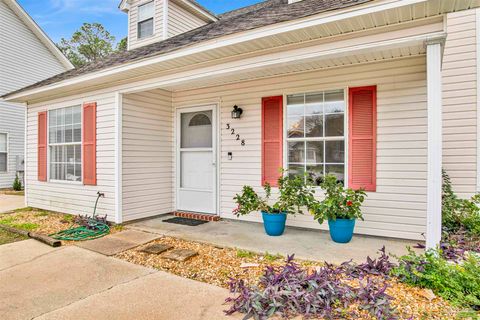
[5,0,371,97]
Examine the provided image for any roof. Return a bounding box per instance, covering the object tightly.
[3,0,74,70]
[4,0,370,98]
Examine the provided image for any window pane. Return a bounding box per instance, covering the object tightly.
[138,1,154,20]
[325,113,344,137]
[306,164,323,186]
[49,109,57,127]
[73,124,81,142]
[75,145,81,163]
[66,145,75,163]
[56,108,64,126]
[0,153,6,171]
[64,107,73,125]
[65,125,73,143]
[325,140,344,163]
[305,92,323,115]
[288,141,304,163]
[138,19,154,38]
[181,111,212,148]
[326,164,345,185]
[324,90,345,113]
[0,134,6,152]
[75,164,82,181]
[73,106,81,124]
[287,164,304,178]
[287,116,304,138]
[305,115,323,137]
[305,141,323,164]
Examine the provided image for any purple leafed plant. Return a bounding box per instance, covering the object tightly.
[342,247,396,280]
[225,253,398,320]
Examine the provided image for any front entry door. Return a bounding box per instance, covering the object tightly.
[177,106,216,214]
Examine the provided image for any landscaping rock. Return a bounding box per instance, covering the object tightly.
[162,249,198,262]
[140,243,173,254]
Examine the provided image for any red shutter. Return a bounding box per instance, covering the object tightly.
[348,86,377,192]
[262,96,283,186]
[82,102,97,185]
[38,112,47,181]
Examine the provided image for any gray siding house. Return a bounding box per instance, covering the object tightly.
[0,0,72,188]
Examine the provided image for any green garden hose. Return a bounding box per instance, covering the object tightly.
[50,192,110,241]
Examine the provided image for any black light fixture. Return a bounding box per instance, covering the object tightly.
[231,105,243,119]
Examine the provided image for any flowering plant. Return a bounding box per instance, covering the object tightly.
[233,170,316,216]
[310,174,366,223]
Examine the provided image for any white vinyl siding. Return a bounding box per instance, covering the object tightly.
[173,56,428,241]
[442,9,478,198]
[167,1,206,38]
[26,92,116,220]
[0,0,68,188]
[122,89,174,221]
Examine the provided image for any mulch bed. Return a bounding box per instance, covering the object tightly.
[115,236,460,319]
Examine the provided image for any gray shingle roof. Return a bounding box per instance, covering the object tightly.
[5,0,371,97]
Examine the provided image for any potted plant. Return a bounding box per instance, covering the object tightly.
[233,171,315,236]
[311,174,366,243]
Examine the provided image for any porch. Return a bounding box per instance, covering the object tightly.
[116,16,446,248]
[129,214,420,264]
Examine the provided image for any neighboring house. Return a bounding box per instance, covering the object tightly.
[0,0,73,188]
[3,0,480,248]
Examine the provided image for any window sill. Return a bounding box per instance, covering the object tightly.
[48,179,83,185]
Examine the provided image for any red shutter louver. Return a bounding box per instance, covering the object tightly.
[38,112,47,181]
[262,96,283,187]
[348,86,377,192]
[82,102,97,185]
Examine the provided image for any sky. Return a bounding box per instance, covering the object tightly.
[17,0,263,45]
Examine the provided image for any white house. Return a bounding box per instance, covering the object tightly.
[3,0,480,248]
[0,0,73,188]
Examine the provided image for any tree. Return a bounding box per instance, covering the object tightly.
[58,23,126,68]
[117,37,128,52]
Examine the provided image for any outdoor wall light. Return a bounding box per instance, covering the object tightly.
[231,105,243,119]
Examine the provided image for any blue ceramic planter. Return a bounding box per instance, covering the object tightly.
[262,211,287,236]
[328,219,356,243]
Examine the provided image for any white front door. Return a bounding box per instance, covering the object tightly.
[176,106,216,214]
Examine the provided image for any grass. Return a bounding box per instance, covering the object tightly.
[263,252,283,262]
[0,216,38,231]
[237,249,256,259]
[0,229,27,245]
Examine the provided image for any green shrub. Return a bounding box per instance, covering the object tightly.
[12,174,22,191]
[392,248,480,310]
[442,170,480,236]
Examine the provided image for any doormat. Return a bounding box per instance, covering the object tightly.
[163,217,209,226]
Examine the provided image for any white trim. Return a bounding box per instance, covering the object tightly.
[163,0,169,40]
[24,104,28,206]
[5,0,429,101]
[173,0,217,22]
[120,32,445,95]
[4,0,73,69]
[476,8,480,192]
[114,92,123,224]
[175,104,218,215]
[426,41,443,249]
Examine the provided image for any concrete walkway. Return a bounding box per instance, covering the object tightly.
[0,194,25,213]
[0,240,238,320]
[130,215,421,264]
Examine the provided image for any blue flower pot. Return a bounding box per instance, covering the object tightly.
[328,219,356,243]
[262,211,287,236]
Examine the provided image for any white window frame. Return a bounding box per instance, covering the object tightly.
[47,106,83,184]
[0,132,8,173]
[137,1,155,39]
[283,88,348,187]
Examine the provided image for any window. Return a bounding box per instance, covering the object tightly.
[138,1,154,39]
[48,106,82,182]
[286,90,345,185]
[0,133,7,172]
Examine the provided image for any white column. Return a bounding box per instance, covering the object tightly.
[114,92,123,224]
[426,40,443,249]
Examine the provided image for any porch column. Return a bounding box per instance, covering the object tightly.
[114,92,123,224]
[426,39,444,249]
